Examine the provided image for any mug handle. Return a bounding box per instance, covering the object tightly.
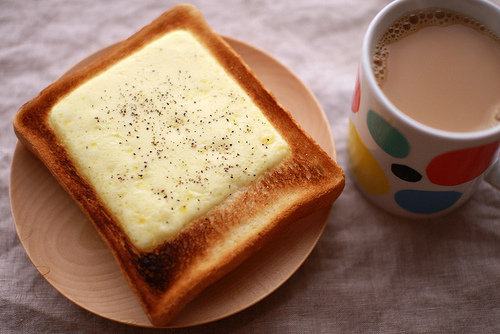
[485,158,500,190]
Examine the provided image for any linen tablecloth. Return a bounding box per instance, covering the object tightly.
[2,0,499,332]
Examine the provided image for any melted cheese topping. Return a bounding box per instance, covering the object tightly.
[49,30,290,251]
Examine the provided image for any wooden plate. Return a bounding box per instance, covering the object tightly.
[9,36,335,328]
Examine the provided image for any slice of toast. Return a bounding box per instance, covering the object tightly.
[13,4,344,326]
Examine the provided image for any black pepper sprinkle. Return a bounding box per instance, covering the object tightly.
[84,64,285,212]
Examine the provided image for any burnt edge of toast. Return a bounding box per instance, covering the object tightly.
[13,4,345,325]
[129,152,333,293]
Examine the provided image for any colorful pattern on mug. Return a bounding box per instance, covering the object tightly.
[348,78,499,214]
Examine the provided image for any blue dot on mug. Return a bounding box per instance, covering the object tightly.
[395,190,462,214]
[367,109,410,158]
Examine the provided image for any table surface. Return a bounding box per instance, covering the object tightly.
[2,0,499,333]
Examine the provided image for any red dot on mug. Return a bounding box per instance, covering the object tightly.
[426,141,500,186]
[351,69,361,113]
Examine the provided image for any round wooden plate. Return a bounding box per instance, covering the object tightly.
[9,36,335,328]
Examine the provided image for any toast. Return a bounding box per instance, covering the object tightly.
[13,4,344,326]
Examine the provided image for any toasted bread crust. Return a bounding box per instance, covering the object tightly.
[13,5,344,326]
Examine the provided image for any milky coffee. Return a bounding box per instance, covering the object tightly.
[372,8,500,133]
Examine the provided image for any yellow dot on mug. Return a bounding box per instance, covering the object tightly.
[348,120,390,194]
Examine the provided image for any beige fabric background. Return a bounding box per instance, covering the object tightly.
[1,0,499,332]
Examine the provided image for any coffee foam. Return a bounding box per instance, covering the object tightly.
[372,8,500,85]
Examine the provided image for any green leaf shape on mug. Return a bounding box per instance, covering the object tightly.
[367,109,410,159]
[348,120,390,195]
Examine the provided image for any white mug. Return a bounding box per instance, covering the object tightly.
[348,0,500,218]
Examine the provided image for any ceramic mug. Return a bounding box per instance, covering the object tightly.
[348,0,500,218]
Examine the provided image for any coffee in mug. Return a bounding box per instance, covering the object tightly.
[371,8,500,133]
